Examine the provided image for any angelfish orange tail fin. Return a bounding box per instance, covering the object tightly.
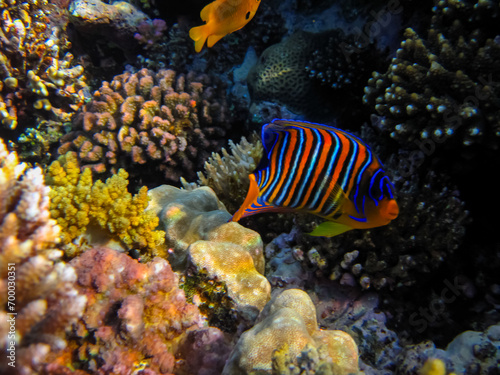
[189,25,209,53]
[231,174,261,222]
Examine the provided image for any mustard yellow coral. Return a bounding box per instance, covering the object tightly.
[46,152,165,257]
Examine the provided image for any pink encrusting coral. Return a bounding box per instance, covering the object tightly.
[58,67,231,183]
[67,247,205,374]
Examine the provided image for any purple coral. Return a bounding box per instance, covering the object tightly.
[134,19,168,48]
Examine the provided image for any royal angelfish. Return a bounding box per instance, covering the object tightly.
[189,0,261,53]
[231,119,399,237]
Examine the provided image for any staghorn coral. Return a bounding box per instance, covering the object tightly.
[58,67,230,183]
[181,133,263,214]
[222,288,359,375]
[65,247,206,375]
[0,138,87,375]
[45,152,165,258]
[363,0,500,150]
[148,185,270,330]
[0,0,87,145]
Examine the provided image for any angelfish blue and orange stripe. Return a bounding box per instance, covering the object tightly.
[230,119,399,237]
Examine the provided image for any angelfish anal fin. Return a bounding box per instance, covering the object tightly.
[308,221,352,237]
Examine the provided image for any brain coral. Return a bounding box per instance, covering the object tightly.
[58,67,230,183]
[248,29,387,122]
[222,289,359,375]
[247,31,324,116]
[364,0,500,149]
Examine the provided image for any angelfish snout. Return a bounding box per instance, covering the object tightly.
[385,200,399,220]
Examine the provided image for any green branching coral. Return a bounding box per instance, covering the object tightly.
[45,152,165,258]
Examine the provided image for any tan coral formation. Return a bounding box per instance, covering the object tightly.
[148,185,270,326]
[222,289,359,375]
[0,0,87,132]
[0,139,86,375]
[58,67,229,183]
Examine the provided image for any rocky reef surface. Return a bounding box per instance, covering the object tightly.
[1,0,499,374]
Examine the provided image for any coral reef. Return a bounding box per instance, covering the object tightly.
[148,185,270,330]
[58,67,230,183]
[46,152,165,258]
[262,135,468,292]
[0,0,87,150]
[66,247,206,375]
[248,28,387,122]
[364,0,500,150]
[134,19,168,49]
[181,133,263,213]
[305,28,388,124]
[396,323,500,375]
[222,288,359,375]
[0,139,87,375]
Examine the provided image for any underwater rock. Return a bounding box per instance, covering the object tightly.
[222,288,359,375]
[148,185,270,328]
[396,322,500,375]
[69,0,149,51]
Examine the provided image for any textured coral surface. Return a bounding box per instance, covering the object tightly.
[46,152,165,258]
[0,139,86,375]
[58,67,230,184]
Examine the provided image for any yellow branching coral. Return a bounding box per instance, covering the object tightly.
[46,152,165,257]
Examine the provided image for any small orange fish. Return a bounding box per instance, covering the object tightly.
[189,0,261,53]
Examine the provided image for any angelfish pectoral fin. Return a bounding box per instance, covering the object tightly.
[308,221,353,237]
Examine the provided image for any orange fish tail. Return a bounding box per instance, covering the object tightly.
[189,25,209,53]
[231,174,260,222]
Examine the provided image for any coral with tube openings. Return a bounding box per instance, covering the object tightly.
[58,67,230,183]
